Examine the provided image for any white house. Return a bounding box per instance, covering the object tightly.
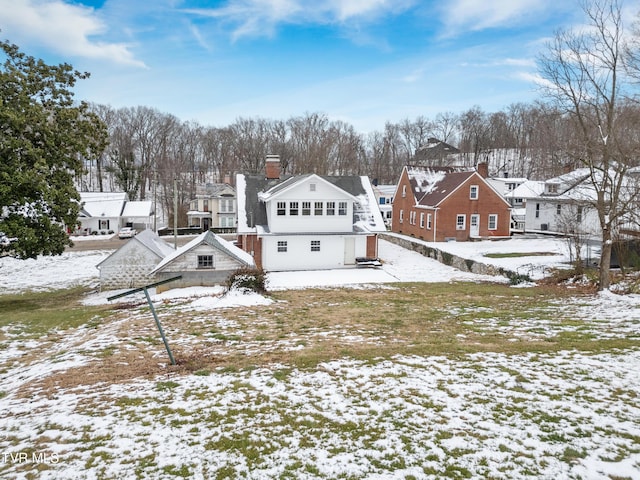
[504,180,545,232]
[149,230,254,291]
[122,201,154,231]
[96,229,175,290]
[509,169,601,235]
[236,155,386,271]
[76,192,127,235]
[75,192,154,235]
[372,184,395,228]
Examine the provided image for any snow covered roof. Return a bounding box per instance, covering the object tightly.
[150,231,254,274]
[79,192,127,218]
[404,166,479,207]
[505,180,546,199]
[122,201,153,218]
[96,229,175,268]
[133,229,175,258]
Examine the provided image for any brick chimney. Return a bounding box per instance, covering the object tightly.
[476,161,489,178]
[265,154,281,180]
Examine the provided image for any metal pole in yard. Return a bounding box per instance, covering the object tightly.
[143,287,176,366]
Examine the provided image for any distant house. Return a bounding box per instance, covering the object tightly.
[76,192,127,235]
[187,183,237,232]
[236,155,386,271]
[392,163,511,241]
[372,184,395,228]
[485,176,528,231]
[149,230,254,292]
[513,168,601,235]
[504,180,546,232]
[75,192,154,235]
[122,201,154,232]
[96,229,175,290]
[413,138,461,166]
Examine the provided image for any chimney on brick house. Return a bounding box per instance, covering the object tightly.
[476,161,489,178]
[265,154,281,180]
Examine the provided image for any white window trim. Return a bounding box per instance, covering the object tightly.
[456,214,466,230]
[488,214,498,230]
[470,185,479,200]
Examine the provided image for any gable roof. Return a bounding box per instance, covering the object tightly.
[401,166,473,207]
[96,229,174,268]
[413,138,461,162]
[505,180,546,200]
[150,231,254,274]
[236,173,386,233]
[122,201,153,218]
[79,192,127,218]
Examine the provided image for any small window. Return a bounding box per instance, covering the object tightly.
[302,201,311,216]
[338,201,347,216]
[577,206,583,223]
[456,214,466,230]
[289,201,299,216]
[314,201,323,215]
[277,241,288,252]
[310,183,316,192]
[197,255,214,269]
[410,211,416,225]
[535,203,540,219]
[311,240,320,252]
[488,214,498,230]
[556,204,562,215]
[427,213,432,230]
[420,212,425,228]
[399,209,404,223]
[277,201,286,216]
[402,185,407,197]
[326,201,335,215]
[470,185,479,200]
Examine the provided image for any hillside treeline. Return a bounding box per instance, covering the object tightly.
[78,101,640,221]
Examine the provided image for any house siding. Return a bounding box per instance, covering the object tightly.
[154,243,246,291]
[261,234,369,271]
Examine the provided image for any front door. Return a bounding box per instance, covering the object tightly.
[470,214,480,237]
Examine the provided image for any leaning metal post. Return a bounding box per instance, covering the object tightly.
[107,275,182,366]
[143,287,176,365]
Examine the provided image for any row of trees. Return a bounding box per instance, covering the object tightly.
[1,0,639,289]
[82,102,638,206]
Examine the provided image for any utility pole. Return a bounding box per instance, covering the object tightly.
[173,177,178,249]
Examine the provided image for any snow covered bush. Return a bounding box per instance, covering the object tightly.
[226,267,267,294]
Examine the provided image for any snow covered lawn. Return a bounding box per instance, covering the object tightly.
[1,237,639,479]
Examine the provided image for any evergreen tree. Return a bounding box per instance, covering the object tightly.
[0,39,107,259]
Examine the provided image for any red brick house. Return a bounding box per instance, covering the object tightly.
[392,164,511,241]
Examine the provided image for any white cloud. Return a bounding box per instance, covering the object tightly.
[183,0,416,40]
[0,0,146,67]
[439,0,553,34]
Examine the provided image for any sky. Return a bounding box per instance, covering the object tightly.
[0,0,619,133]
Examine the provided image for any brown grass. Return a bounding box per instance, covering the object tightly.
[10,281,639,397]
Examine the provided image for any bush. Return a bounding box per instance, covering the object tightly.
[226,266,267,294]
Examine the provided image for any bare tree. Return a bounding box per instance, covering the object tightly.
[537,0,640,290]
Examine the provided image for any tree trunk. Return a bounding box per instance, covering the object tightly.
[599,234,612,290]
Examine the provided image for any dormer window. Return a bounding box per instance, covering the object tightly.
[547,183,559,194]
